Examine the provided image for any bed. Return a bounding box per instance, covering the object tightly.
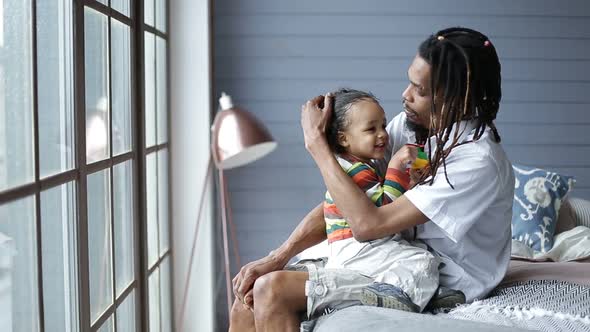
[311,260,590,332]
[304,196,590,332]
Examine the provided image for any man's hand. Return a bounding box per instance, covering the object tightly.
[243,289,254,311]
[232,252,288,306]
[300,94,333,156]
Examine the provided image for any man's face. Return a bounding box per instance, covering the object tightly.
[402,55,435,130]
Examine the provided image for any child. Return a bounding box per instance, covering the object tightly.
[316,88,440,314]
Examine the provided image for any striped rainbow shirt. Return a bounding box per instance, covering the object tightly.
[324,155,410,243]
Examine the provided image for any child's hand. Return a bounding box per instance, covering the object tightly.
[409,166,430,188]
[388,145,418,171]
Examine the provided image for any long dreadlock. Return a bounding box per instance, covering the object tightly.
[416,27,502,188]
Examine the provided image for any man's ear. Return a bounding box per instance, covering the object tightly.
[337,132,349,148]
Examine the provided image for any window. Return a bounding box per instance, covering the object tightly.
[0,0,170,331]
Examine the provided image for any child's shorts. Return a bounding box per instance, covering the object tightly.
[287,237,439,320]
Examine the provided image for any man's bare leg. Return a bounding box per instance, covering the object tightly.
[228,298,255,332]
[253,270,308,332]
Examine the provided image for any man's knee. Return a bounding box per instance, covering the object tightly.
[231,298,247,315]
[229,299,254,329]
[253,271,290,306]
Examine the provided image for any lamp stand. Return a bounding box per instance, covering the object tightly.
[176,157,243,330]
[217,168,234,317]
[176,158,213,331]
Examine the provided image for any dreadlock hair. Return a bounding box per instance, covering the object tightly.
[326,88,380,154]
[416,27,502,188]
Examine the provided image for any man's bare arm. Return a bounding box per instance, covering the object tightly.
[232,203,326,302]
[273,202,327,262]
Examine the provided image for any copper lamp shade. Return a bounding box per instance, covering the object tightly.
[211,92,277,169]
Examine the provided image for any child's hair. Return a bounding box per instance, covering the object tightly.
[326,88,380,153]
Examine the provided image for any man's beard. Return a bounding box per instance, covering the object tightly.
[405,119,430,145]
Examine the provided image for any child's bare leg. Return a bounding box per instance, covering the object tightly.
[252,270,308,332]
[228,298,255,332]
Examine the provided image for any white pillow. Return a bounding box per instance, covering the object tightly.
[569,197,590,228]
[511,226,590,262]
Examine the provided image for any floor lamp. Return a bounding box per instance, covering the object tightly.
[177,92,277,329]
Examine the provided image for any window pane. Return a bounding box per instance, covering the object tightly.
[144,32,156,148]
[156,37,167,144]
[0,0,34,191]
[111,0,130,17]
[85,8,110,163]
[87,169,113,322]
[146,153,158,266]
[160,257,171,332]
[157,149,168,255]
[41,182,79,332]
[0,197,39,332]
[96,315,114,332]
[116,290,136,332]
[111,20,132,155]
[37,0,75,178]
[155,0,166,32]
[113,161,134,295]
[148,269,161,332]
[144,0,154,26]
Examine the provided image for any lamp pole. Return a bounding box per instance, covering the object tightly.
[176,158,213,332]
[217,168,233,316]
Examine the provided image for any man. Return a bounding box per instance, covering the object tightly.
[229,27,515,332]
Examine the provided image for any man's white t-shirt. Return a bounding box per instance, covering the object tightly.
[385,112,515,302]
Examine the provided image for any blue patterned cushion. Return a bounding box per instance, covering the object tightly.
[512,164,575,253]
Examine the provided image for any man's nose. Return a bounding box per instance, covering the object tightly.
[402,85,413,103]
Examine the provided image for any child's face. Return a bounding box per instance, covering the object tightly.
[338,100,389,163]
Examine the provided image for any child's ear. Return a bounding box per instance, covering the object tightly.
[337,132,349,148]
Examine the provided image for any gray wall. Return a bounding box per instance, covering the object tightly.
[213,0,590,278]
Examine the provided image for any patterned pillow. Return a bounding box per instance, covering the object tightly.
[512,164,575,253]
